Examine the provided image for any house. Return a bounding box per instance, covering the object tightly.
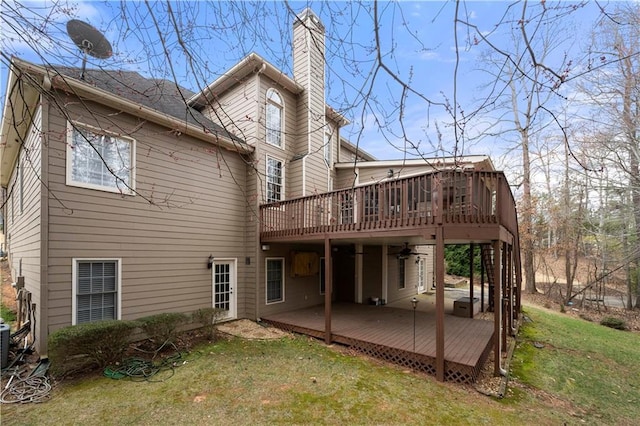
[0,8,521,382]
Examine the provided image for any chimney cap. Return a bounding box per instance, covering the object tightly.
[294,7,325,31]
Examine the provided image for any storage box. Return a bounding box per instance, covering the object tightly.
[453,297,480,317]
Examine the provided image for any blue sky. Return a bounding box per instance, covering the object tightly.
[0,1,615,168]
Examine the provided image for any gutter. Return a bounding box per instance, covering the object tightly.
[14,58,254,155]
[188,53,303,108]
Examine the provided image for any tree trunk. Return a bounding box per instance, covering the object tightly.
[522,130,538,294]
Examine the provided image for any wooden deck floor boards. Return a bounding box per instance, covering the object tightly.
[262,303,494,383]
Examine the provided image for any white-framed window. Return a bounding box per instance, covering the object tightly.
[266,257,285,304]
[266,88,283,148]
[398,258,406,289]
[72,258,122,325]
[266,156,284,203]
[324,131,332,167]
[66,122,135,194]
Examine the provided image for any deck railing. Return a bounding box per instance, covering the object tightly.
[260,170,518,240]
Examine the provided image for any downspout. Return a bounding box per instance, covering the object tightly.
[39,88,50,356]
[494,239,507,376]
[303,26,312,197]
[254,64,265,320]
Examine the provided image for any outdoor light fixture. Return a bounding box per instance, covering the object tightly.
[207,255,214,269]
[411,297,419,310]
[387,169,394,178]
[261,244,270,251]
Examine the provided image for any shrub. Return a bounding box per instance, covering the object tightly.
[136,312,188,345]
[192,308,226,340]
[48,320,137,377]
[444,244,481,277]
[600,317,627,331]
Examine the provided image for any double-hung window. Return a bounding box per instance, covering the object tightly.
[266,156,283,203]
[266,89,283,148]
[266,258,284,304]
[72,259,121,324]
[67,122,135,194]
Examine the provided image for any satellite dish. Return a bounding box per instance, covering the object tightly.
[66,19,112,79]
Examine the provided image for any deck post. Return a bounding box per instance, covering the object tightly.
[324,237,332,344]
[435,227,445,381]
[493,239,504,376]
[480,249,485,312]
[355,243,363,303]
[469,243,475,319]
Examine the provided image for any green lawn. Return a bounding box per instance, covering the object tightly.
[510,307,640,425]
[2,307,639,425]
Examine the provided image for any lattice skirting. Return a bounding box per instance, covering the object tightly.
[262,319,493,384]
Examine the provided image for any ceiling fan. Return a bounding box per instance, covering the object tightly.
[393,242,430,259]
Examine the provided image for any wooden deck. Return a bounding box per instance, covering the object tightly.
[260,170,519,245]
[262,303,494,383]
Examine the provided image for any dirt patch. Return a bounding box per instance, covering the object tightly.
[216,319,291,340]
[1,259,17,313]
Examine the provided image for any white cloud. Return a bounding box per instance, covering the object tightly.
[419,51,439,61]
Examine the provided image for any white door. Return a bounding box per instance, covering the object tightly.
[213,259,237,320]
[417,258,426,294]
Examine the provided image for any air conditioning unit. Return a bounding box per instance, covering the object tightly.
[0,322,10,369]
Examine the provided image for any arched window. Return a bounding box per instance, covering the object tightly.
[266,89,283,147]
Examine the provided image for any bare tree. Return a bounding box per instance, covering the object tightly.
[580,4,640,309]
[463,1,586,294]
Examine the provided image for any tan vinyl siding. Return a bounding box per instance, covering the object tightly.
[339,144,358,163]
[352,159,494,186]
[293,13,327,196]
[5,106,43,347]
[257,243,325,317]
[244,154,259,319]
[300,65,327,194]
[288,159,304,199]
[202,77,258,145]
[256,76,299,201]
[386,252,419,303]
[45,97,251,333]
[334,166,358,190]
[356,165,438,185]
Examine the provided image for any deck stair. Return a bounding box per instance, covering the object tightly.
[481,244,495,311]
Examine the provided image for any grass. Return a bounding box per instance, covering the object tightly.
[510,307,640,425]
[1,302,16,323]
[2,307,639,425]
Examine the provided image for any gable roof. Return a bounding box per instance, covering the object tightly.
[1,57,253,185]
[187,52,350,127]
[188,53,303,109]
[50,63,247,146]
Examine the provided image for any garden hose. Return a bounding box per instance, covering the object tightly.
[104,353,183,382]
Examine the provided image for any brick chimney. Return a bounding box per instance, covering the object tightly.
[293,8,326,195]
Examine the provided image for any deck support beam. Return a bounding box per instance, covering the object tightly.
[355,243,363,303]
[435,227,445,381]
[493,239,504,376]
[469,243,475,319]
[324,236,332,344]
